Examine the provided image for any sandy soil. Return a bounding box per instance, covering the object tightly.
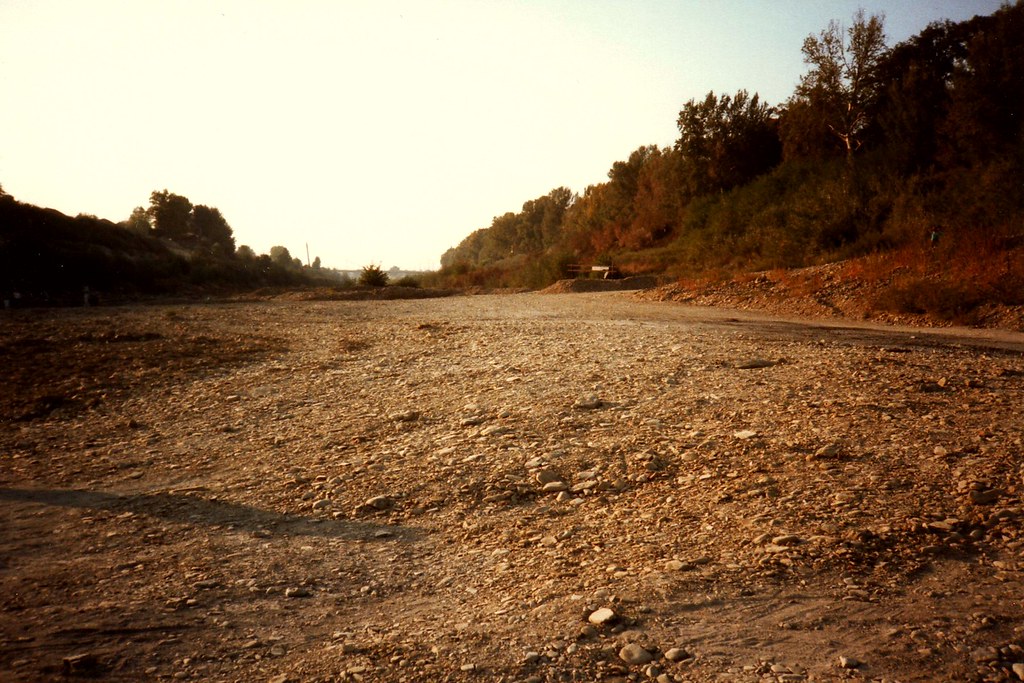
[2,292,1023,682]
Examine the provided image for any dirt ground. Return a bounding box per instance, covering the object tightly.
[2,292,1023,682]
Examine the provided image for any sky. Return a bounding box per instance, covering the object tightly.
[0,1,1007,271]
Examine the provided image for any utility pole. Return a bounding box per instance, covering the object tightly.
[305,242,311,268]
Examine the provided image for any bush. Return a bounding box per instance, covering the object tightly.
[359,264,389,287]
[393,275,420,288]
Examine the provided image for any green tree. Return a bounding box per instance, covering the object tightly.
[147,190,193,241]
[192,204,235,253]
[359,263,389,287]
[269,245,293,266]
[124,206,152,235]
[786,10,888,158]
[676,91,780,195]
[236,244,257,260]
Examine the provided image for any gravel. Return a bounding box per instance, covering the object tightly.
[1,291,1023,682]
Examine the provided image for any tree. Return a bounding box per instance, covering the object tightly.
[359,264,389,287]
[147,190,193,241]
[192,204,235,253]
[269,245,293,267]
[311,256,321,270]
[236,244,257,260]
[124,206,152,235]
[676,91,780,195]
[786,10,888,158]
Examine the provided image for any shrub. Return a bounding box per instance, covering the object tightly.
[393,275,421,288]
[359,264,389,287]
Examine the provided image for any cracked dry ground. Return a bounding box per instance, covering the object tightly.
[1,292,1023,683]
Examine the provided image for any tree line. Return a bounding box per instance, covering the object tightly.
[436,4,1024,297]
[1,187,335,302]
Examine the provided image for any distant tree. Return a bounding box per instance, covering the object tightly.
[148,190,193,241]
[124,206,152,235]
[236,244,257,260]
[785,10,888,158]
[311,256,321,269]
[676,91,780,195]
[359,263,389,287]
[269,245,294,267]
[192,204,235,253]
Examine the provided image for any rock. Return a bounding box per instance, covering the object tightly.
[574,395,603,410]
[838,655,860,669]
[733,430,758,440]
[390,410,420,422]
[811,442,843,459]
[268,675,290,683]
[542,481,568,493]
[771,534,802,546]
[735,358,776,369]
[972,647,1000,663]
[588,607,617,626]
[365,495,395,510]
[664,648,689,662]
[618,643,654,665]
[311,498,331,510]
[970,489,1000,505]
[535,469,563,485]
[664,559,689,572]
[284,587,311,598]
[1011,662,1024,681]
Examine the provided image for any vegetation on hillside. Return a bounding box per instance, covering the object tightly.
[432,4,1024,313]
[0,187,341,303]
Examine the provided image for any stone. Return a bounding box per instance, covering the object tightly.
[311,499,331,510]
[838,655,860,669]
[574,395,603,410]
[284,587,311,598]
[542,481,568,493]
[970,489,1000,505]
[735,358,776,369]
[365,495,395,510]
[733,430,757,440]
[588,607,617,626]
[1011,662,1024,681]
[618,643,654,665]
[664,648,688,662]
[535,469,562,485]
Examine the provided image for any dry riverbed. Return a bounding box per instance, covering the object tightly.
[2,292,1023,682]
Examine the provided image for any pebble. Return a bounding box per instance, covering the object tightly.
[664,648,688,662]
[535,469,562,485]
[972,647,1000,663]
[733,430,758,440]
[284,587,311,598]
[365,495,395,510]
[588,607,617,626]
[618,643,654,665]
[838,655,860,669]
[574,395,603,410]
[1012,663,1024,680]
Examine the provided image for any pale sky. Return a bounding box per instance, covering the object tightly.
[0,1,1005,270]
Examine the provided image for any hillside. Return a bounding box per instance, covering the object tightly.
[0,191,339,304]
[431,4,1024,320]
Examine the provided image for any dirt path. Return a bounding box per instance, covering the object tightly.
[2,293,1023,682]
